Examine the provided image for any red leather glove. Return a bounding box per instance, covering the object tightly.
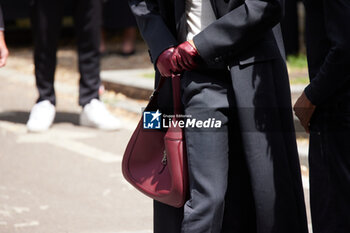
[156,47,181,77]
[171,41,199,71]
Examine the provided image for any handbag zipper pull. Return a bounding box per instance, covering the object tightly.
[161,150,167,165]
[158,150,167,174]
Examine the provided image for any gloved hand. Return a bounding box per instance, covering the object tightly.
[171,40,199,71]
[156,47,181,77]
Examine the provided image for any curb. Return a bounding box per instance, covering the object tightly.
[101,69,307,100]
[101,69,154,100]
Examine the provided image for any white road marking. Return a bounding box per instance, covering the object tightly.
[120,119,138,132]
[0,221,7,226]
[20,190,32,195]
[14,221,39,228]
[103,189,111,196]
[121,179,134,191]
[12,207,30,214]
[46,139,122,163]
[39,205,49,210]
[109,173,119,178]
[0,122,122,163]
[0,129,6,136]
[0,210,11,218]
[0,122,26,134]
[0,195,9,200]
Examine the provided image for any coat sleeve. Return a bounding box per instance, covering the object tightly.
[0,5,4,31]
[128,0,178,65]
[304,0,350,106]
[193,0,284,64]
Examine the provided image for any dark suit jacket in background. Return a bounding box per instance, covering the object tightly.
[304,0,350,106]
[304,1,350,233]
[0,5,4,30]
[103,0,137,30]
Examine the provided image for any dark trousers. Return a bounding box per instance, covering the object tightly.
[181,70,259,233]
[31,0,102,106]
[309,101,350,233]
[154,69,256,233]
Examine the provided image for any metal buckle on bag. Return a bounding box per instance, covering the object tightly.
[158,150,167,174]
[161,150,167,166]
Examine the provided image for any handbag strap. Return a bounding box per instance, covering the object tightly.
[149,76,166,100]
[171,74,182,116]
[150,74,182,116]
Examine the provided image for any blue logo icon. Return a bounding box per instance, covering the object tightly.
[143,110,162,129]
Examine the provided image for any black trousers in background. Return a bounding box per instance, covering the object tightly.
[31,0,102,106]
[309,100,350,233]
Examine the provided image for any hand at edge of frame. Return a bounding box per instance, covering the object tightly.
[293,91,316,133]
[0,31,9,68]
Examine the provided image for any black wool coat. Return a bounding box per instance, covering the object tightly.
[129,0,309,232]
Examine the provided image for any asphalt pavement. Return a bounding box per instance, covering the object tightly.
[0,67,152,233]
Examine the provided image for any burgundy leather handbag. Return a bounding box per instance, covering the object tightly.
[122,75,188,208]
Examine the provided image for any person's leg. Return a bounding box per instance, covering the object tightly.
[31,0,63,105]
[308,111,337,233]
[326,110,350,232]
[27,0,62,132]
[221,100,257,233]
[74,0,120,130]
[154,201,183,233]
[309,103,350,233]
[121,27,137,55]
[74,0,102,106]
[180,69,231,233]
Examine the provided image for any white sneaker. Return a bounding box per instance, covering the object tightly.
[27,100,56,132]
[80,99,121,130]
